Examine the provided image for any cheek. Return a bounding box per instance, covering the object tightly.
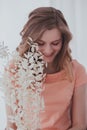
[38,47,44,53]
[54,45,62,53]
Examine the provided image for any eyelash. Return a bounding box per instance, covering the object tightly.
[37,41,62,46]
[38,43,44,46]
[52,42,60,45]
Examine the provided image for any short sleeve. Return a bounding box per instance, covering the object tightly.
[72,60,87,88]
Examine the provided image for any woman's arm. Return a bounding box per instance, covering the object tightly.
[69,84,87,130]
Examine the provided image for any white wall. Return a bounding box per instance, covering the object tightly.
[0,0,50,52]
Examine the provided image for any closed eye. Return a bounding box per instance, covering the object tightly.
[52,42,59,45]
[38,42,44,46]
[37,41,45,46]
[52,39,62,45]
[37,39,62,46]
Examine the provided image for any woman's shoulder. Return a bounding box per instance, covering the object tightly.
[71,59,87,87]
[71,59,86,70]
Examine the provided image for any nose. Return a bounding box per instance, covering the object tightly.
[43,45,53,56]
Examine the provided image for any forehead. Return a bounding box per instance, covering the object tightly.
[40,28,61,41]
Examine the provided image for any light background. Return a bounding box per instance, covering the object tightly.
[0,0,87,129]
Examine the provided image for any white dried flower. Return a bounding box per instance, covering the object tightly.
[1,37,47,130]
[0,42,9,58]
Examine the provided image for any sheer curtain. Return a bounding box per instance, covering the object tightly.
[0,0,87,129]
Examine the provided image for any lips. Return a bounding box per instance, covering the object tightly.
[42,53,54,62]
[44,55,53,59]
[43,55,54,62]
[43,53,53,57]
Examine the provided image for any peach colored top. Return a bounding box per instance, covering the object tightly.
[40,59,87,130]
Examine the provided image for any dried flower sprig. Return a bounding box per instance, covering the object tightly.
[2,37,47,130]
[0,42,10,91]
[0,41,9,58]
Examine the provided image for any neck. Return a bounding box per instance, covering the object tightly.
[46,63,60,74]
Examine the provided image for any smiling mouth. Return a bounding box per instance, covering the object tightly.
[44,56,52,59]
[44,54,53,57]
[43,55,54,61]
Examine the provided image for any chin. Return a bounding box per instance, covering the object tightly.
[44,60,54,64]
[44,57,53,62]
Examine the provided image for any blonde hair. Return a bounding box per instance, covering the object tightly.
[17,7,73,81]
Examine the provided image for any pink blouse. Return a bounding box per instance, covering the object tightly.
[40,59,87,130]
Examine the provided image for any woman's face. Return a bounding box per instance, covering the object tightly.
[37,28,62,64]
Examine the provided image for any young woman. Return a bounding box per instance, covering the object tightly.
[6,7,87,130]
